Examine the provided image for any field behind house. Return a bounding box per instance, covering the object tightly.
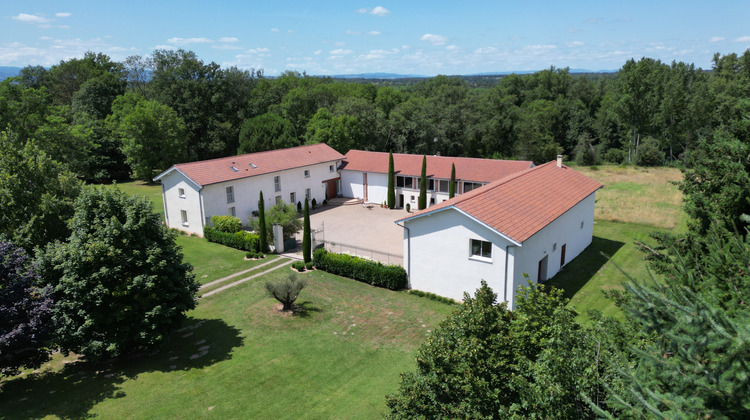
[549,164,685,321]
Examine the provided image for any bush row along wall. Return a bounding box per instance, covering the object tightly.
[313,248,407,291]
[204,226,260,252]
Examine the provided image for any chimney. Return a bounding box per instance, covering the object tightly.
[556,155,563,168]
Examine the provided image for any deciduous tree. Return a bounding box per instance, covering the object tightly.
[0,242,54,376]
[37,187,198,360]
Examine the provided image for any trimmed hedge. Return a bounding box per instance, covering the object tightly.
[210,215,242,233]
[204,226,260,252]
[408,289,458,305]
[313,248,407,291]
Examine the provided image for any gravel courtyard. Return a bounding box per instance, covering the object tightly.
[294,198,406,265]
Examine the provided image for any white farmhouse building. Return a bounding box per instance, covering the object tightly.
[154,143,344,236]
[396,158,602,309]
[340,150,533,208]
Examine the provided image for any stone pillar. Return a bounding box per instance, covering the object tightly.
[273,223,284,253]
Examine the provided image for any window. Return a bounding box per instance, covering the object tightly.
[304,169,310,178]
[305,188,311,200]
[226,186,234,203]
[437,180,449,193]
[181,210,188,226]
[397,176,414,189]
[275,195,282,204]
[463,182,483,193]
[228,206,236,217]
[427,179,435,191]
[274,176,281,192]
[290,192,296,204]
[178,188,186,198]
[470,239,492,259]
[329,164,334,172]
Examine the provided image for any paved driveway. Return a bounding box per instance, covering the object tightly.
[295,198,407,265]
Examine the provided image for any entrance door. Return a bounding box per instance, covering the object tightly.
[399,194,404,208]
[538,255,548,282]
[325,180,336,199]
[363,173,368,202]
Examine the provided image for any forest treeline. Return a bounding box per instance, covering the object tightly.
[1,49,749,182]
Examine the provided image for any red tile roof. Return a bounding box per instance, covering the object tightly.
[342,150,533,183]
[398,161,602,244]
[155,143,344,187]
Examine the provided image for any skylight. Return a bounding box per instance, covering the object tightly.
[231,166,239,172]
[250,163,258,169]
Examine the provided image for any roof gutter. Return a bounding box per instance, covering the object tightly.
[504,244,517,304]
[395,221,411,285]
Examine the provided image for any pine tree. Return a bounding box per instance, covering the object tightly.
[418,155,427,210]
[258,191,268,252]
[449,162,456,199]
[302,197,311,263]
[387,151,396,209]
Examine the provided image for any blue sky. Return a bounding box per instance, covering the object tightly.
[2,1,749,75]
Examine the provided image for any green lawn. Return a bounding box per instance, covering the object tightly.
[0,269,455,418]
[106,180,165,219]
[546,220,668,322]
[176,235,280,286]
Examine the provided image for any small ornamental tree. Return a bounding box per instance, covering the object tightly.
[265,273,307,311]
[0,241,54,377]
[387,151,396,209]
[418,155,427,210]
[37,187,198,360]
[302,198,311,263]
[258,191,268,252]
[449,162,456,199]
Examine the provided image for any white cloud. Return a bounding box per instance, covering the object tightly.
[735,36,750,42]
[271,28,280,32]
[346,30,361,35]
[523,44,557,55]
[219,37,239,43]
[361,48,400,59]
[246,47,271,57]
[356,8,369,14]
[370,6,391,17]
[709,36,724,42]
[585,18,601,24]
[475,46,497,54]
[40,36,52,40]
[167,37,213,45]
[314,50,322,55]
[334,41,346,46]
[446,45,459,51]
[367,31,381,36]
[55,12,71,18]
[12,13,53,24]
[330,49,353,55]
[566,41,584,47]
[421,33,448,46]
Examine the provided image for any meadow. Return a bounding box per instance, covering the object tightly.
[0,164,685,417]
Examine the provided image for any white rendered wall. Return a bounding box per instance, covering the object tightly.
[159,171,204,236]
[509,192,597,306]
[160,160,339,236]
[340,170,452,207]
[202,161,339,227]
[403,208,515,303]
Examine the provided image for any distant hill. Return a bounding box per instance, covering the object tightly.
[329,72,427,79]
[0,66,23,80]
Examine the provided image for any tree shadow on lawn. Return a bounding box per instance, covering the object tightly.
[292,300,322,318]
[0,318,243,419]
[545,236,625,300]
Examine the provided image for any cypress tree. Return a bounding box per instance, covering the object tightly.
[387,151,396,209]
[418,155,427,210]
[258,191,268,252]
[449,162,456,199]
[302,197,311,263]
